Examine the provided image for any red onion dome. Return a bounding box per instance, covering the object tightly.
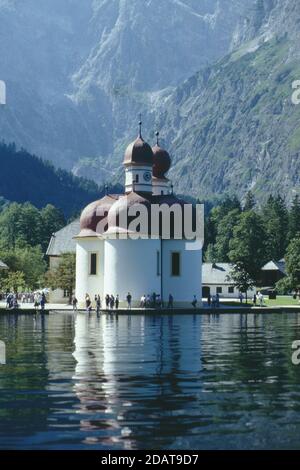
[105,192,152,236]
[152,144,171,178]
[79,195,120,236]
[124,136,153,167]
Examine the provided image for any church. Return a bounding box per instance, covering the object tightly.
[52,123,202,308]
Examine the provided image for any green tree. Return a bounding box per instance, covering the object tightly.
[284,236,300,290]
[40,204,65,252]
[45,253,76,304]
[243,191,256,211]
[288,195,300,242]
[204,243,218,263]
[227,263,256,303]
[204,196,242,258]
[229,211,267,294]
[214,208,241,261]
[0,246,46,290]
[263,195,289,260]
[0,202,41,248]
[0,271,26,293]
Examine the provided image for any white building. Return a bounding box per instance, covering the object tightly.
[74,125,202,308]
[46,220,80,303]
[202,262,255,299]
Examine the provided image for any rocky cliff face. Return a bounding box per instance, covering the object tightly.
[159,0,300,202]
[0,0,249,178]
[1,0,299,202]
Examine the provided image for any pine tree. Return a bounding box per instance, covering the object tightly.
[243,191,256,211]
[263,195,289,260]
[288,195,300,242]
[229,211,267,284]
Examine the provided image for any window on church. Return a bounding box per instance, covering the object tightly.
[171,252,180,277]
[228,286,234,294]
[217,286,222,294]
[135,174,139,183]
[90,253,97,275]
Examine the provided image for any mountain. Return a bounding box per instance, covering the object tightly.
[0,141,119,216]
[1,0,299,204]
[157,0,300,203]
[0,0,250,181]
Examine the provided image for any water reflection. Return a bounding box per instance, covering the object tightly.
[1,312,300,449]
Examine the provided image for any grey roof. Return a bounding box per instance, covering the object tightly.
[0,260,8,269]
[202,263,234,285]
[261,260,286,274]
[46,219,80,256]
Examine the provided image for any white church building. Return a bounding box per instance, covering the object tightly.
[73,124,202,308]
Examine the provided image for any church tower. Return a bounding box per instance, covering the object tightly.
[123,120,154,194]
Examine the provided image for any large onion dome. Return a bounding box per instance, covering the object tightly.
[78,194,121,237]
[105,192,152,236]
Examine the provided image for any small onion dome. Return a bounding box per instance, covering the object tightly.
[152,139,171,178]
[105,192,152,236]
[78,195,120,237]
[124,136,154,167]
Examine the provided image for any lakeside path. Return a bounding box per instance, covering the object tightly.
[1,302,300,315]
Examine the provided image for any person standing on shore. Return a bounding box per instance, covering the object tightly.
[167,294,174,309]
[96,295,101,314]
[72,296,78,312]
[85,294,92,312]
[115,295,119,310]
[126,292,132,310]
[40,292,46,311]
[34,293,40,312]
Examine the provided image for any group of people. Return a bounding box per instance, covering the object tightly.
[252,292,265,307]
[4,291,47,311]
[71,292,201,312]
[105,294,120,310]
[206,293,220,308]
[139,292,167,309]
[33,292,47,311]
[71,293,121,313]
[5,293,20,309]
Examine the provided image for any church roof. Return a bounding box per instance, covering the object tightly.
[78,194,121,237]
[46,219,80,256]
[152,135,171,178]
[78,191,191,238]
[124,136,154,167]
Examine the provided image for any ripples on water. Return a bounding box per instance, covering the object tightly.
[1,312,300,449]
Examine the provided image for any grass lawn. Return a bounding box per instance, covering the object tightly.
[220,296,300,308]
[263,296,300,307]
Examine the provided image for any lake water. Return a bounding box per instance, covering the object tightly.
[1,311,300,450]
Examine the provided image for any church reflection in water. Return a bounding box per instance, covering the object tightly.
[71,312,203,449]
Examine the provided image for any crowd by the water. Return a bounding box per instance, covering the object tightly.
[0,291,47,310]
[1,289,300,312]
[71,292,199,312]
